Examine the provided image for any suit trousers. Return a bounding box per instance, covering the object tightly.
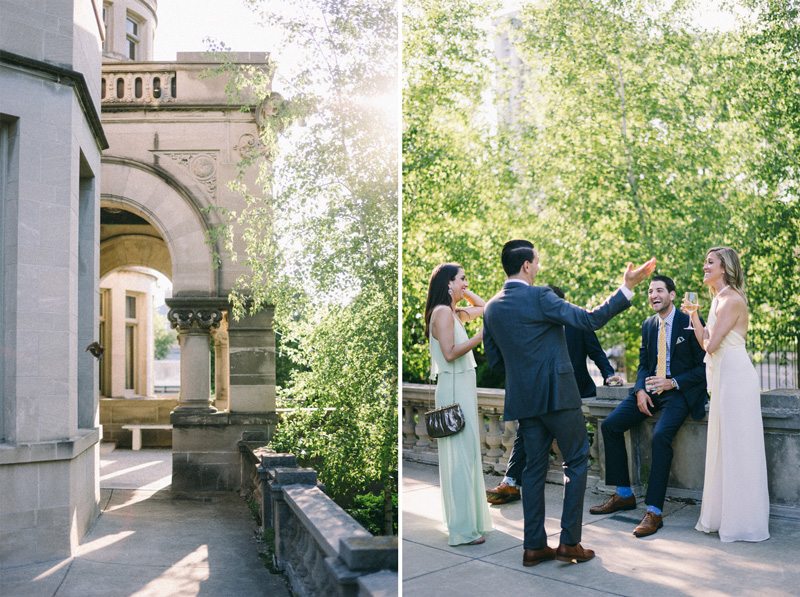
[505,393,597,484]
[518,407,589,549]
[600,389,690,510]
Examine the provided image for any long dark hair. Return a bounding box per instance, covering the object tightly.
[424,263,462,338]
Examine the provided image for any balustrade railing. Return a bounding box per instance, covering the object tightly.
[403,383,800,518]
[402,384,572,483]
[101,70,177,104]
[239,444,398,596]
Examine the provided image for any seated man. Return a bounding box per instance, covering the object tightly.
[589,275,706,537]
[486,285,622,505]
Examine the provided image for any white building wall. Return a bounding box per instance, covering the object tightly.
[0,0,105,567]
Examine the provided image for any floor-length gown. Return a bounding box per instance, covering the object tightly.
[430,313,493,545]
[695,296,770,542]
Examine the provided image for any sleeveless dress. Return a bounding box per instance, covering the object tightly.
[430,312,493,545]
[695,296,770,542]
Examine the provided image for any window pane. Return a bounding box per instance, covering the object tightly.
[126,17,138,36]
[128,39,137,60]
[125,325,135,389]
[126,295,136,319]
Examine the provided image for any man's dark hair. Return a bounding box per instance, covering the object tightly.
[651,274,676,294]
[501,239,535,276]
[547,284,565,299]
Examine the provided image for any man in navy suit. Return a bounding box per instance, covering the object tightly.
[589,275,707,538]
[486,285,622,505]
[483,240,655,567]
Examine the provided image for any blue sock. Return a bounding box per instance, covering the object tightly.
[646,505,662,516]
[616,486,633,498]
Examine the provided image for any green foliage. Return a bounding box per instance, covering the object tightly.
[153,310,177,360]
[217,0,398,533]
[403,0,800,384]
[347,492,399,536]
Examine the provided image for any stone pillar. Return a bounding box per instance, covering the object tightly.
[227,308,276,413]
[212,313,230,411]
[167,300,223,413]
[166,298,278,493]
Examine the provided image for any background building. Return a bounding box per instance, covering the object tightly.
[1,0,278,565]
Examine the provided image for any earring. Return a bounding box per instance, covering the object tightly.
[448,289,453,296]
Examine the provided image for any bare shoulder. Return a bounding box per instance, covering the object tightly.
[717,291,747,315]
[431,305,453,323]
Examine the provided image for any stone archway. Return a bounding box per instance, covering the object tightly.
[101,157,216,296]
[100,156,275,493]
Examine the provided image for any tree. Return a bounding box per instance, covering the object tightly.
[213,0,398,533]
[153,310,177,360]
[403,0,799,384]
[403,0,521,384]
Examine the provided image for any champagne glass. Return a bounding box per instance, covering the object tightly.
[684,292,699,330]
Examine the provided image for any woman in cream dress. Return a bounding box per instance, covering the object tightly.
[424,263,493,546]
[683,247,769,542]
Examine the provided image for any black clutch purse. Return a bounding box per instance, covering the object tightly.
[424,403,465,438]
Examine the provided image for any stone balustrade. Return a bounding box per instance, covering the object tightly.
[101,53,272,109]
[402,383,800,519]
[403,383,567,483]
[102,69,177,104]
[239,446,398,596]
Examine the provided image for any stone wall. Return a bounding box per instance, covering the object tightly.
[241,447,398,597]
[402,383,800,519]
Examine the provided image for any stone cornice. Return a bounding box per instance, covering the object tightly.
[0,50,109,150]
[166,296,231,331]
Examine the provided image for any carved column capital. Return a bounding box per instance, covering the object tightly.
[167,307,223,331]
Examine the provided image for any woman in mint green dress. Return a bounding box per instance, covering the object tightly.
[424,263,493,546]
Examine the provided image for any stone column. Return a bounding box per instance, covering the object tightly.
[212,313,230,411]
[227,308,276,413]
[167,300,223,413]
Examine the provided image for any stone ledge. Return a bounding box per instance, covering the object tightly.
[283,484,370,558]
[357,569,399,597]
[340,536,398,572]
[0,427,101,465]
[171,410,278,427]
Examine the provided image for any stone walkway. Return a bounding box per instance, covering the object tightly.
[1,447,290,597]
[403,460,800,596]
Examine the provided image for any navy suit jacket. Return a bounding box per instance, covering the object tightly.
[484,283,631,421]
[565,326,615,398]
[633,309,707,420]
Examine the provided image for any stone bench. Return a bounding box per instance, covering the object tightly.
[121,424,173,450]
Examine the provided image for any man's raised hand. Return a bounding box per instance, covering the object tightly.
[623,257,657,290]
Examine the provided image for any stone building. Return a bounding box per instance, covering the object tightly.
[1,0,278,565]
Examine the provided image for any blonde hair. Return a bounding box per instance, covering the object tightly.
[707,246,747,302]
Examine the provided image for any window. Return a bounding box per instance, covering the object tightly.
[126,295,136,318]
[99,290,108,394]
[125,294,138,390]
[102,4,111,52]
[126,15,140,60]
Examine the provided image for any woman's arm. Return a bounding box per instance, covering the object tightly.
[680,298,706,348]
[431,306,483,362]
[456,290,485,322]
[704,295,744,354]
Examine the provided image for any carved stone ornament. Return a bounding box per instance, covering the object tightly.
[155,151,218,197]
[168,307,223,331]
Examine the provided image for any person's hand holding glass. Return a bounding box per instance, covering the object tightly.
[681,292,699,330]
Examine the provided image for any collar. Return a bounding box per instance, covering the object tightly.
[505,278,529,286]
[658,305,676,328]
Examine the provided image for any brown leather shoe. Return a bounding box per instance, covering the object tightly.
[589,493,637,515]
[555,543,595,563]
[486,482,521,505]
[523,545,555,567]
[633,512,663,537]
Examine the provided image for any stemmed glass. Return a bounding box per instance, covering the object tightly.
[684,292,699,330]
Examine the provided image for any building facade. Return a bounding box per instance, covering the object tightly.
[1,0,107,565]
[1,0,278,565]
